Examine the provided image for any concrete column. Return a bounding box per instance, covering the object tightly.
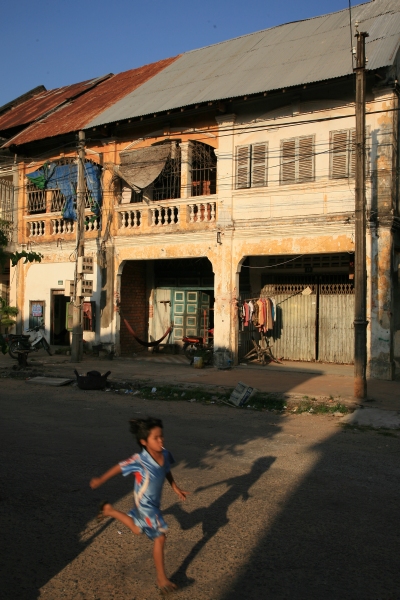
[211,230,239,358]
[179,141,192,199]
[367,88,397,379]
[215,114,236,227]
[368,226,394,379]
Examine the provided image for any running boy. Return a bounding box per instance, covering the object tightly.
[90,417,188,595]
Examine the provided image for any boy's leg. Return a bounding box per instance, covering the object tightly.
[101,503,141,535]
[153,534,177,592]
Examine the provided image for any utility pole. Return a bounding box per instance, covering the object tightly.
[353,28,369,399]
[71,131,86,363]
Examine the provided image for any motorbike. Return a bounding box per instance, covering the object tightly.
[182,328,214,365]
[8,325,52,359]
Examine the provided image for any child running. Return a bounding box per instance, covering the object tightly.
[90,417,188,595]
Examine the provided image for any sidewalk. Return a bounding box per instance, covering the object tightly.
[2,351,399,411]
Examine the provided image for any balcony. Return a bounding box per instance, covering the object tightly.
[116,196,218,234]
[23,186,101,241]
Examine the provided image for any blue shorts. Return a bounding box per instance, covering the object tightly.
[128,508,168,541]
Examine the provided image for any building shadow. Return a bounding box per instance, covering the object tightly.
[218,427,400,599]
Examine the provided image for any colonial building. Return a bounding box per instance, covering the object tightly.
[1,0,400,379]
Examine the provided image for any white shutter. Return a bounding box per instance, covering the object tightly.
[251,143,268,187]
[281,139,296,183]
[236,145,251,189]
[298,136,314,182]
[331,131,349,179]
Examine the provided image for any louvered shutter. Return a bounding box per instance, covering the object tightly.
[251,143,268,187]
[281,139,296,183]
[298,136,314,182]
[236,145,250,189]
[331,131,349,178]
[350,129,356,177]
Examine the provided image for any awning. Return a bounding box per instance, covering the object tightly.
[118,144,171,191]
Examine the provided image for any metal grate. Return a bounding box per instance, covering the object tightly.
[153,146,181,201]
[191,141,216,196]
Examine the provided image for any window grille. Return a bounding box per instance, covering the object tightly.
[281,136,314,184]
[330,129,356,179]
[27,182,46,214]
[191,141,217,196]
[235,143,268,189]
[153,147,181,201]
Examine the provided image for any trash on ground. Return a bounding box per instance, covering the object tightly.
[193,356,204,369]
[151,387,157,393]
[228,382,257,407]
[188,398,196,402]
[74,370,111,390]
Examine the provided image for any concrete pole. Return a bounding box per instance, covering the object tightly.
[71,131,85,362]
[353,30,369,398]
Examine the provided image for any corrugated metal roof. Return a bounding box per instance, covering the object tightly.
[4,57,178,147]
[87,0,400,128]
[0,76,111,134]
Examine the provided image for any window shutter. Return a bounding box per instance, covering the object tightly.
[298,136,314,182]
[350,129,356,177]
[251,143,268,187]
[236,145,250,189]
[331,131,349,179]
[281,139,296,183]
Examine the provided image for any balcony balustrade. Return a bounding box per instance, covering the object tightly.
[115,196,217,234]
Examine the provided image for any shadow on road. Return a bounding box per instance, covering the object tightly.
[2,365,397,599]
[165,456,276,585]
[218,428,400,599]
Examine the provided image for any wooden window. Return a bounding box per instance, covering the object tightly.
[281,136,314,184]
[235,143,268,189]
[330,129,356,179]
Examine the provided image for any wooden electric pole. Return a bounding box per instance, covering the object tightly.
[71,130,86,363]
[353,29,369,399]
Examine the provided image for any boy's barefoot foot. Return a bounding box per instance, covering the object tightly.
[157,579,177,595]
[97,501,112,521]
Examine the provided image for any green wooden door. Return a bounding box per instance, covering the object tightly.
[172,290,210,344]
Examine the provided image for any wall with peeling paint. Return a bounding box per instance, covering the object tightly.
[12,78,400,381]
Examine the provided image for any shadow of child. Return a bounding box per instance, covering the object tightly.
[165,456,276,585]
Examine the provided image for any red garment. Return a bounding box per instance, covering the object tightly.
[244,302,250,327]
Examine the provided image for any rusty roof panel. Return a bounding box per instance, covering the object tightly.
[0,75,112,134]
[4,57,179,147]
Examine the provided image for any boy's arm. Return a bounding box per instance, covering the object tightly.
[166,471,188,501]
[90,464,122,489]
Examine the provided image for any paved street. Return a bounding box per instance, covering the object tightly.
[0,375,399,600]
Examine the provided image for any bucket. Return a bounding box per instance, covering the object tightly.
[213,350,233,370]
[193,356,204,369]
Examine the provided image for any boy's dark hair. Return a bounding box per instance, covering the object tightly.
[129,417,163,448]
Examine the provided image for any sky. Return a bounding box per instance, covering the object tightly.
[1,0,366,107]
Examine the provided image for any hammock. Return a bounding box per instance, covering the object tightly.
[123,317,173,348]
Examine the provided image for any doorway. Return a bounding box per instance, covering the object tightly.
[51,290,69,345]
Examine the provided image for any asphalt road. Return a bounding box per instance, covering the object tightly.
[0,378,399,600]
